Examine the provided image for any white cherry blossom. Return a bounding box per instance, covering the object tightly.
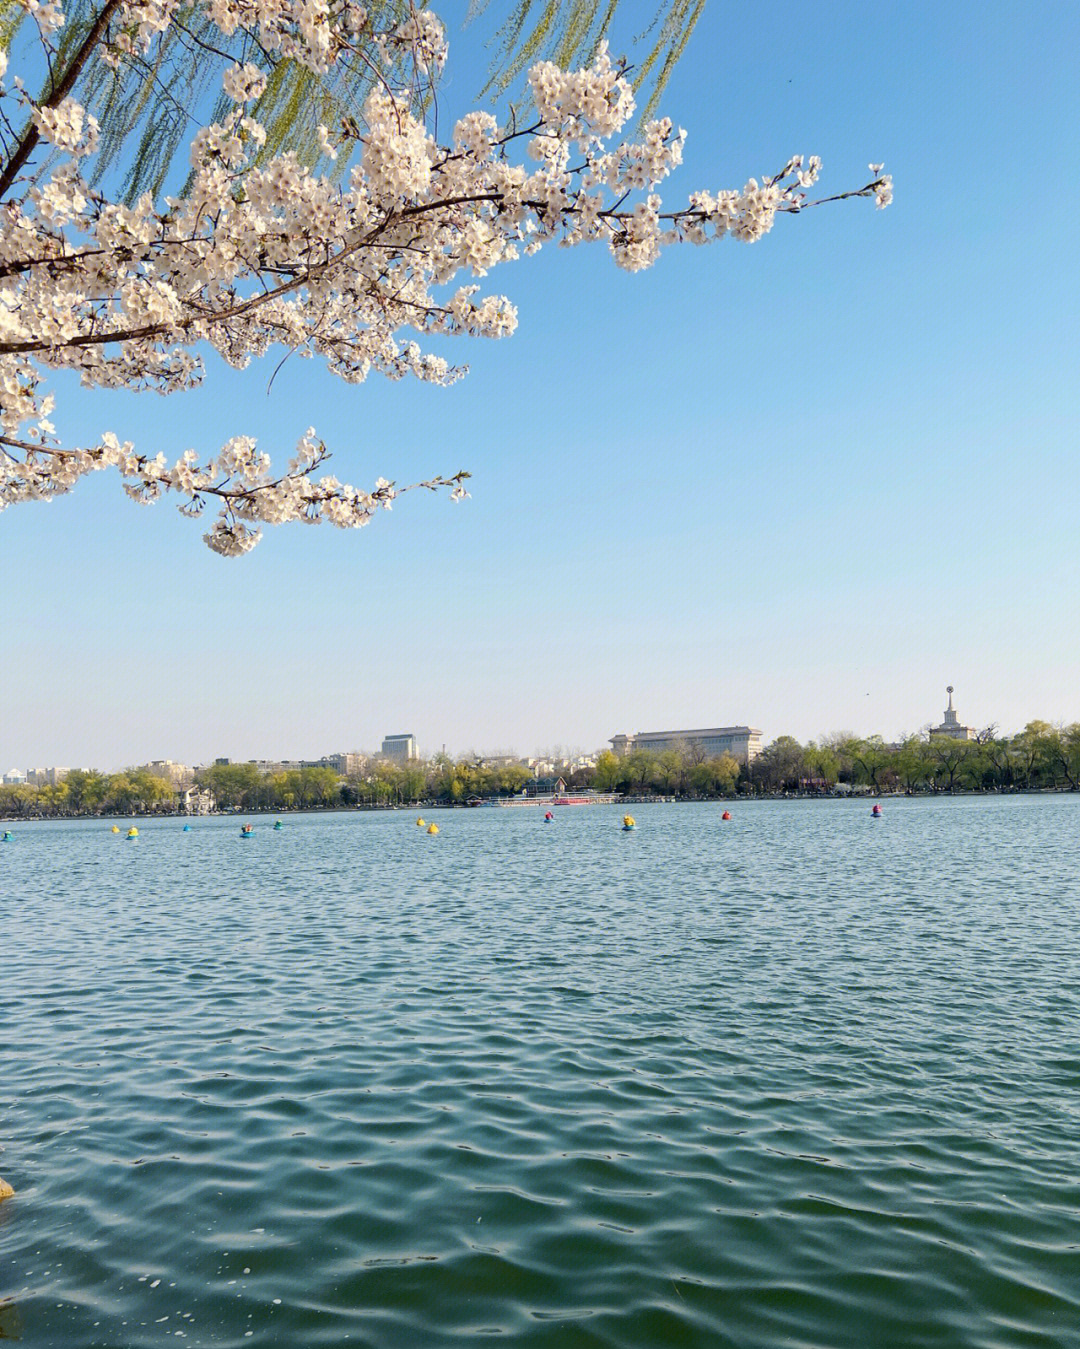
[0,1,891,554]
[222,62,268,103]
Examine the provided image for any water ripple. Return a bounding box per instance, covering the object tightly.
[5,797,1080,1346]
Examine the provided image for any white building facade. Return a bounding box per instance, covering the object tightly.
[610,727,762,764]
[381,734,418,763]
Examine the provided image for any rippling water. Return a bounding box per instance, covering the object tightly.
[4,797,1080,1347]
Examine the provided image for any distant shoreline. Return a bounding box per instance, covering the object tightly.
[3,786,1076,825]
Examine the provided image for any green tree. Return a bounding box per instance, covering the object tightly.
[367,761,404,804]
[1039,724,1080,791]
[103,772,137,813]
[1011,722,1057,789]
[64,768,108,813]
[751,736,807,793]
[655,749,683,794]
[845,737,890,792]
[804,741,840,791]
[246,772,284,810]
[400,763,427,803]
[297,766,342,806]
[38,780,69,816]
[925,737,978,792]
[1061,725,1080,791]
[494,764,530,797]
[591,751,622,792]
[893,736,931,793]
[0,783,39,816]
[977,734,1017,790]
[625,750,657,793]
[197,762,262,809]
[689,754,739,797]
[129,767,176,811]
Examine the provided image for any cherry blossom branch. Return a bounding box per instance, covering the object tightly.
[0,0,891,554]
[0,0,122,200]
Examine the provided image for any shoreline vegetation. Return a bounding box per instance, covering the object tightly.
[3,723,1079,820]
[1,788,1074,826]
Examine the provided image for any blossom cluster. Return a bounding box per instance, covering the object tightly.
[0,1,890,554]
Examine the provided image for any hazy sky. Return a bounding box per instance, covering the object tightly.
[4,1,1078,770]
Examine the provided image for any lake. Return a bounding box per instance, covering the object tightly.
[4,796,1080,1347]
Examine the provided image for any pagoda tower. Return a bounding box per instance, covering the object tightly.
[929,686,975,740]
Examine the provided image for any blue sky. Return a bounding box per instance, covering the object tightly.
[3,0,1078,769]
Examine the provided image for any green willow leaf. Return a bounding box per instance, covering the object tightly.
[0,0,701,203]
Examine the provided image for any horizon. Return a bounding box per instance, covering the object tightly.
[3,694,1068,778]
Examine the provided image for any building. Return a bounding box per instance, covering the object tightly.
[928,686,976,741]
[142,760,193,787]
[289,753,366,775]
[26,766,70,787]
[381,734,418,763]
[610,727,762,764]
[322,753,365,776]
[181,786,215,815]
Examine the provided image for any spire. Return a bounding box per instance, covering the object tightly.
[930,685,974,741]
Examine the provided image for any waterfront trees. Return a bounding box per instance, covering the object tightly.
[1056,725,1080,791]
[9,724,1080,822]
[626,751,659,792]
[925,736,978,793]
[196,762,262,809]
[63,768,107,812]
[655,749,685,794]
[893,736,932,793]
[688,753,739,797]
[101,768,174,812]
[1011,722,1057,790]
[979,734,1017,790]
[591,751,623,793]
[0,765,175,814]
[1007,722,1080,792]
[750,735,807,793]
[845,736,892,792]
[0,0,891,554]
[804,740,841,791]
[0,783,36,816]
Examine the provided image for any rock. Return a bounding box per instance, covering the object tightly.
[0,1177,14,1199]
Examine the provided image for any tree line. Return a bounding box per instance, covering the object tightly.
[0,768,177,818]
[744,723,1080,795]
[0,756,540,817]
[194,757,539,809]
[4,722,1080,818]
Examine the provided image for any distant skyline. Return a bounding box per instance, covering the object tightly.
[4,1,1079,769]
[0,685,1054,775]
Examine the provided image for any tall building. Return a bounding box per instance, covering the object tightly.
[610,727,762,764]
[26,767,70,787]
[381,734,418,763]
[929,686,976,741]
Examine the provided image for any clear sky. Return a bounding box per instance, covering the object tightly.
[3,0,1078,770]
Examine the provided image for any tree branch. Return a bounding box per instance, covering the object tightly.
[0,0,124,201]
